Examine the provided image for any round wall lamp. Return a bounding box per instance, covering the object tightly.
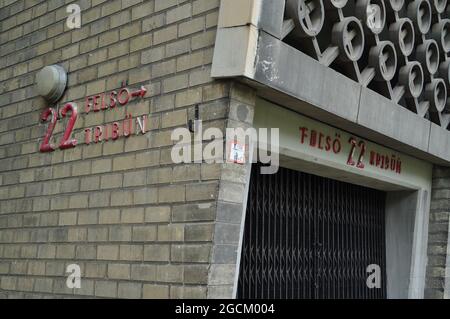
[35,65,67,104]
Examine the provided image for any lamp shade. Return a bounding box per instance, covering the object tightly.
[35,65,67,104]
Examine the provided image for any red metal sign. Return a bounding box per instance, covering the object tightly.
[299,126,402,175]
[39,86,147,153]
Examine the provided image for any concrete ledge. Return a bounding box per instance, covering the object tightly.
[211,26,258,79]
[358,87,430,154]
[429,123,450,161]
[253,32,362,123]
[211,29,450,165]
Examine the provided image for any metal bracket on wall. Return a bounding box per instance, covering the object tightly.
[188,104,200,133]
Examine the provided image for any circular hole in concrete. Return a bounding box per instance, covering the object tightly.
[409,62,424,98]
[435,79,447,111]
[365,0,386,33]
[433,0,447,13]
[329,0,348,8]
[298,0,325,36]
[399,19,415,56]
[389,0,404,11]
[438,60,450,84]
[427,79,448,112]
[381,43,397,81]
[344,19,364,61]
[441,20,450,53]
[427,40,440,74]
[417,0,432,34]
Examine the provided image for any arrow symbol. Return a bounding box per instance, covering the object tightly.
[131,86,147,98]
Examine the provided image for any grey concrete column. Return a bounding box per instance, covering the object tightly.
[207,83,256,299]
[426,167,450,299]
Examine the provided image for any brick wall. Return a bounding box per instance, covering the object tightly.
[426,167,450,299]
[0,0,249,298]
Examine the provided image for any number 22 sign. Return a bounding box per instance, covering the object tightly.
[40,103,78,153]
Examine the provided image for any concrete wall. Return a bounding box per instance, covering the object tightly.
[0,0,253,299]
[385,191,416,299]
[385,190,431,299]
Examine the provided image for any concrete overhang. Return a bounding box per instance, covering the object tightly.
[211,0,450,166]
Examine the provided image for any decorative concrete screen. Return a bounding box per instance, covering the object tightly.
[282,0,450,128]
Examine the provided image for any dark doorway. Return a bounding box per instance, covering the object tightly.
[237,164,387,299]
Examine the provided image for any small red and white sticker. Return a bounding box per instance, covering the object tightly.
[228,141,246,164]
